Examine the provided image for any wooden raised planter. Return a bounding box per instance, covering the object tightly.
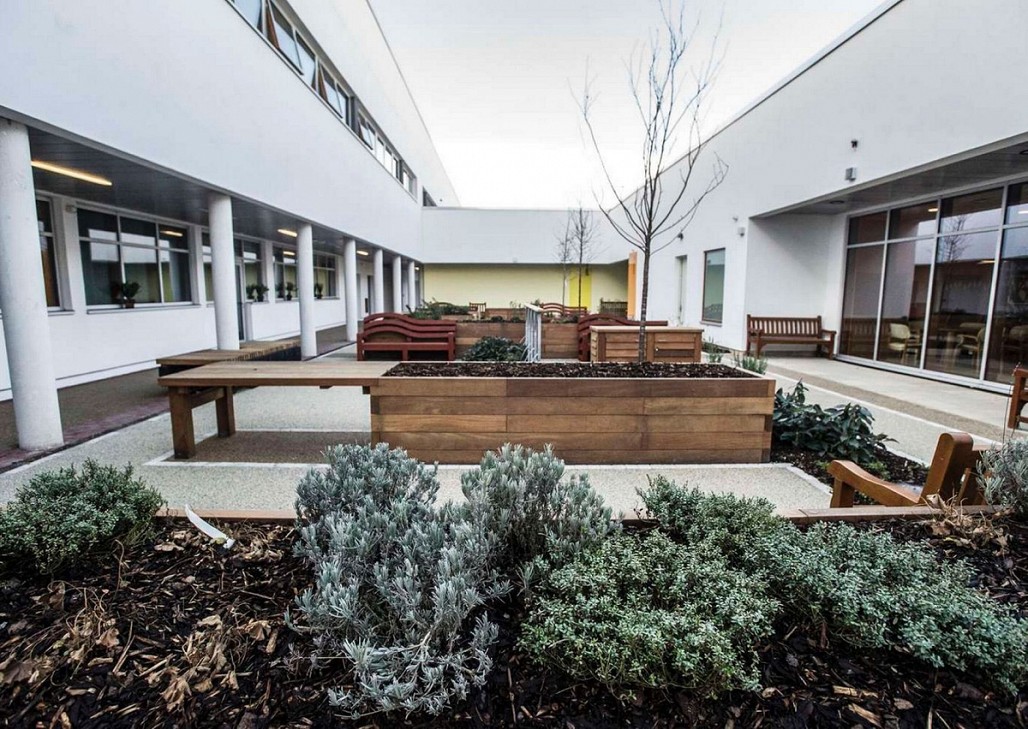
[542,322,578,358]
[454,321,580,359]
[590,326,703,364]
[369,364,773,465]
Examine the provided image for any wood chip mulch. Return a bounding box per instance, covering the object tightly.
[385,362,752,378]
[1,515,1026,728]
[771,443,929,488]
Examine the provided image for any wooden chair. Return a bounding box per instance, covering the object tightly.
[468,302,487,320]
[828,432,985,508]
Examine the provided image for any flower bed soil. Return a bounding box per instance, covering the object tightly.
[385,362,751,378]
[772,443,929,488]
[2,517,1025,728]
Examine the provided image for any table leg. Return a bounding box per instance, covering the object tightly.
[216,386,235,437]
[169,387,196,459]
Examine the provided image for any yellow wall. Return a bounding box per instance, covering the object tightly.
[423,263,629,311]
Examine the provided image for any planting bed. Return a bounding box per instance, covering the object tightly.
[2,517,1025,728]
[772,443,929,487]
[375,363,769,464]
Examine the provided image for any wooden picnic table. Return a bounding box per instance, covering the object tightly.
[157,361,393,459]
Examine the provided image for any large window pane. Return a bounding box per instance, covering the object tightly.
[701,249,725,323]
[1007,183,1028,224]
[120,217,156,247]
[986,226,1028,383]
[296,37,316,87]
[269,5,300,68]
[160,250,192,303]
[840,244,883,358]
[848,212,887,244]
[876,239,932,365]
[940,188,1003,234]
[37,200,60,308]
[235,0,263,29]
[158,225,188,250]
[924,231,998,378]
[80,241,121,305]
[122,246,160,303]
[889,202,938,239]
[78,210,117,241]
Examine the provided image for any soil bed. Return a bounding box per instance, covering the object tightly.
[771,443,928,487]
[2,516,1025,728]
[385,362,751,378]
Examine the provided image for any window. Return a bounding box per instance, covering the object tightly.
[37,200,61,308]
[313,254,337,297]
[203,238,264,301]
[401,166,416,196]
[321,71,348,119]
[268,4,301,69]
[78,210,192,306]
[701,249,725,324]
[273,246,297,298]
[231,0,264,29]
[358,116,376,149]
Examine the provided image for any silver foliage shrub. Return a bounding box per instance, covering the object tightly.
[460,444,615,586]
[979,440,1028,516]
[289,443,510,718]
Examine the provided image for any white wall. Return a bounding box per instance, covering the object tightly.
[0,0,457,257]
[628,0,1028,349]
[422,208,625,265]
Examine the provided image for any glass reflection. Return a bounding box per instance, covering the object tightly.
[889,202,938,239]
[986,226,1028,382]
[940,188,1002,234]
[840,245,883,358]
[876,239,933,364]
[924,231,998,378]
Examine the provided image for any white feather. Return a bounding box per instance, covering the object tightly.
[184,504,236,549]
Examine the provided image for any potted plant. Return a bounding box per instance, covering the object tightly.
[112,281,140,308]
[314,282,324,299]
[255,284,269,302]
[246,283,258,301]
[285,282,296,301]
[275,284,285,300]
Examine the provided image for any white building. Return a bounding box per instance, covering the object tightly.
[1,0,1026,450]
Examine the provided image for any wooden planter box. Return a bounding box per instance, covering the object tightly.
[369,371,773,465]
[591,326,703,363]
[454,321,579,359]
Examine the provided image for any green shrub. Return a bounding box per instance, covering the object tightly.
[520,531,777,694]
[642,479,1028,693]
[409,300,469,319]
[462,336,527,362]
[0,460,163,574]
[732,352,768,374]
[773,381,890,465]
[290,444,509,718]
[460,444,614,585]
[978,440,1028,516]
[772,522,1028,693]
[702,337,724,364]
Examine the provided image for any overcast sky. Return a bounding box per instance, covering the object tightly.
[369,0,884,209]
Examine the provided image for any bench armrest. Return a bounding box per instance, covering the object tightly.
[827,459,921,507]
[821,329,837,337]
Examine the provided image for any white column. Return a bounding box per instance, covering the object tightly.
[372,248,384,313]
[344,238,359,340]
[297,223,316,358]
[0,119,63,449]
[391,255,403,312]
[208,192,238,350]
[406,260,417,310]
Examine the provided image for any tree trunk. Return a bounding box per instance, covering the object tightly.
[577,255,584,309]
[638,248,650,363]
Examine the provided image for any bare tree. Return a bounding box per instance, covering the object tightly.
[554,215,575,306]
[580,1,727,361]
[569,207,599,308]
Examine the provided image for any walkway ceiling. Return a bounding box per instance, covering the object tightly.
[27,126,356,255]
[762,137,1028,217]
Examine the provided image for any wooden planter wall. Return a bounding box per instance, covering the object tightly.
[370,374,774,465]
[590,326,703,364]
[454,321,579,359]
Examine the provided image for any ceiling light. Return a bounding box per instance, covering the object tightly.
[1019,210,1028,215]
[927,207,939,213]
[160,229,184,238]
[1020,149,1028,156]
[283,250,295,257]
[980,259,995,264]
[827,200,845,205]
[31,160,112,187]
[357,250,370,256]
[277,228,298,238]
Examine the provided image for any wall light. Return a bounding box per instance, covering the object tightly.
[31,160,112,187]
[277,228,298,237]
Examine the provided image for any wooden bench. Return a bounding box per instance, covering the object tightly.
[157,361,392,459]
[828,432,986,508]
[539,302,587,320]
[1008,366,1028,430]
[156,338,301,376]
[356,313,456,361]
[746,315,836,358]
[576,314,668,361]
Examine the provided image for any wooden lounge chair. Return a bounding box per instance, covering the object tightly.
[828,432,985,508]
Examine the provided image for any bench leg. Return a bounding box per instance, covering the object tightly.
[169,388,196,459]
[830,477,855,508]
[216,386,235,438]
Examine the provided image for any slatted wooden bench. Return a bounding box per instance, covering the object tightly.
[356,313,456,361]
[156,361,392,458]
[746,315,836,358]
[539,302,588,319]
[576,314,668,361]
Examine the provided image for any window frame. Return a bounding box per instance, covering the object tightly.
[701,248,726,325]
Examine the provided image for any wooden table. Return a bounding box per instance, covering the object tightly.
[156,338,301,376]
[157,361,393,458]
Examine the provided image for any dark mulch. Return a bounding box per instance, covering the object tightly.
[2,517,1026,728]
[772,443,929,487]
[385,362,752,378]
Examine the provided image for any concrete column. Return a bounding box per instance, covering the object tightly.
[297,223,316,358]
[372,248,384,313]
[0,119,63,449]
[208,193,238,350]
[391,255,403,312]
[344,239,359,340]
[187,225,205,305]
[406,260,417,310]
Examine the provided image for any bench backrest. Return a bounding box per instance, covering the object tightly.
[748,315,823,336]
[923,432,984,504]
[540,302,588,318]
[362,312,456,336]
[576,314,669,360]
